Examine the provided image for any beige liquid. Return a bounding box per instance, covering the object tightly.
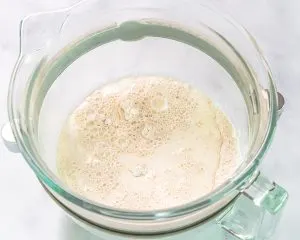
[57,76,238,210]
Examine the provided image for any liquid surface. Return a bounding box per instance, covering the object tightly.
[57,76,238,210]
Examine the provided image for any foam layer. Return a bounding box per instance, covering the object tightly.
[57,76,238,210]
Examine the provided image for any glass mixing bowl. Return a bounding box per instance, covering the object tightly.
[5,0,288,239]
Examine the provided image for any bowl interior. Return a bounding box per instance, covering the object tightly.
[36,21,250,180]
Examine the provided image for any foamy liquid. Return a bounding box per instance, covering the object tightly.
[57,76,239,210]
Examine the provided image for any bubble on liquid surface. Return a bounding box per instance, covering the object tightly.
[150,95,168,112]
[141,123,155,139]
[130,164,148,177]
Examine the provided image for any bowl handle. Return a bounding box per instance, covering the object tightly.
[19,9,70,55]
[217,173,288,240]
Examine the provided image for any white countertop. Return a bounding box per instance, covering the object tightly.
[0,0,299,239]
